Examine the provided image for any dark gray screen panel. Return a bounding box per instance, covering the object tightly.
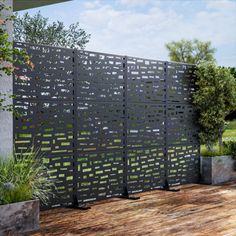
[77,151,124,202]
[167,104,199,145]
[14,42,74,100]
[76,102,124,152]
[166,62,196,103]
[76,50,124,102]
[127,103,165,149]
[127,57,165,103]
[14,100,74,207]
[127,147,166,193]
[126,57,167,193]
[75,50,125,202]
[167,145,200,185]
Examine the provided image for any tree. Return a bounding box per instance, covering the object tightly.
[14,12,90,49]
[193,63,236,152]
[227,67,236,120]
[165,39,216,64]
[0,2,31,113]
[229,67,236,79]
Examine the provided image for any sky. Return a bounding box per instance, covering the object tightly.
[17,0,236,67]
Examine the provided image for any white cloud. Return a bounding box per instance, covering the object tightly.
[80,2,182,59]
[118,0,151,7]
[83,0,102,9]
[206,0,236,10]
[78,0,236,65]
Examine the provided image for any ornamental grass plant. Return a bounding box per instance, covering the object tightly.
[0,149,54,205]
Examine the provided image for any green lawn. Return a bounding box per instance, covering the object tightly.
[200,120,236,156]
[223,120,236,139]
[225,120,236,130]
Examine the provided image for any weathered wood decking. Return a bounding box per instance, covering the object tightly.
[26,182,236,236]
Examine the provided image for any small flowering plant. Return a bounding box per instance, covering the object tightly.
[0,1,34,113]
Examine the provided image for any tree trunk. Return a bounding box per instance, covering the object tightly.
[218,126,223,155]
[206,142,213,153]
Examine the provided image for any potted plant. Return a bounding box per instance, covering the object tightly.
[0,150,53,235]
[193,63,236,185]
[201,142,236,185]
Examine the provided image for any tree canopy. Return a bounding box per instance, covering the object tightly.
[193,63,236,151]
[14,12,90,49]
[165,39,216,64]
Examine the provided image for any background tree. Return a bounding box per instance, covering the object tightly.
[165,39,216,64]
[229,67,236,79]
[226,67,236,120]
[193,63,236,152]
[14,12,90,49]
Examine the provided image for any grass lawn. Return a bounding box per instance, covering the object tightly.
[200,120,236,156]
[223,120,236,138]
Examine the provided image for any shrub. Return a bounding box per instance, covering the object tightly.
[223,139,236,159]
[0,150,54,205]
[193,63,236,152]
[200,144,231,157]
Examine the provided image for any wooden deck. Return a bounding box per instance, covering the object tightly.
[25,182,236,236]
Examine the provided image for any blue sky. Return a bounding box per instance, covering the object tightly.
[17,0,236,66]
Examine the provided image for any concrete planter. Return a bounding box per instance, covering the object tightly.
[201,155,236,185]
[0,199,39,235]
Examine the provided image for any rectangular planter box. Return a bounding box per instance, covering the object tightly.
[0,199,39,235]
[201,155,236,185]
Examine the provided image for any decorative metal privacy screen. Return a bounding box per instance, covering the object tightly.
[14,42,200,208]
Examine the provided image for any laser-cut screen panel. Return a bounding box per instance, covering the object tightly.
[167,145,200,185]
[14,42,74,100]
[77,151,124,203]
[76,102,125,152]
[14,99,74,208]
[76,50,125,102]
[127,147,166,193]
[14,100,74,156]
[167,62,196,103]
[127,57,166,103]
[127,103,165,148]
[167,104,199,145]
[41,154,74,208]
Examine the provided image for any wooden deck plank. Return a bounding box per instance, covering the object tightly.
[23,181,236,236]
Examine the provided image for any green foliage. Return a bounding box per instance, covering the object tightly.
[193,63,236,151]
[14,11,90,49]
[229,67,236,79]
[201,145,230,157]
[201,120,236,157]
[223,139,236,159]
[0,1,32,113]
[0,2,30,77]
[0,150,54,205]
[165,39,216,64]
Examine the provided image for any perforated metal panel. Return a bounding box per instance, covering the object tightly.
[14,42,200,208]
[126,57,167,193]
[166,62,200,186]
[14,42,74,101]
[166,62,196,103]
[14,42,74,207]
[74,50,125,202]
